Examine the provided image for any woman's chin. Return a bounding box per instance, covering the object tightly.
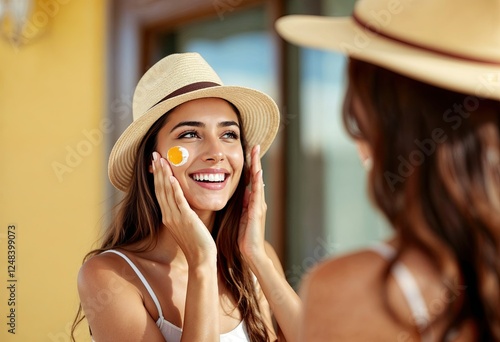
[191,200,228,213]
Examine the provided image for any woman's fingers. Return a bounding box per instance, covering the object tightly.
[168,172,192,213]
[240,145,264,231]
[152,152,216,264]
[238,145,268,263]
[250,145,266,206]
[252,145,262,179]
[160,157,181,212]
[152,151,180,218]
[153,150,201,224]
[152,152,168,213]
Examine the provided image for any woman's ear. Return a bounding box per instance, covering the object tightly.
[356,139,373,170]
[362,158,373,170]
[148,153,155,174]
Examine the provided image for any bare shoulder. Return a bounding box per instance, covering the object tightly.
[302,248,381,289]
[299,248,404,341]
[77,252,141,324]
[77,252,165,341]
[77,252,132,296]
[300,248,385,313]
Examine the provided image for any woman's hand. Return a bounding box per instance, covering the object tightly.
[152,151,216,266]
[238,145,268,267]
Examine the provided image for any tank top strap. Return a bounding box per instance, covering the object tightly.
[369,241,396,259]
[392,262,431,332]
[369,242,432,340]
[102,249,164,319]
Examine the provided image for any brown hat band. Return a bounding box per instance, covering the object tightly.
[151,81,221,110]
[352,12,500,66]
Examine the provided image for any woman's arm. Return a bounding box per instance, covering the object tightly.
[238,145,301,342]
[181,259,219,342]
[252,242,302,342]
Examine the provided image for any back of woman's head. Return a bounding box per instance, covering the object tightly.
[343,58,500,339]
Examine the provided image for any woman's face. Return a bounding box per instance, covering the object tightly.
[155,98,244,214]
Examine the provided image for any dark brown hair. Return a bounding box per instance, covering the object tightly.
[71,101,270,341]
[343,58,500,340]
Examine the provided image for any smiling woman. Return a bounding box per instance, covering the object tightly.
[71,52,301,342]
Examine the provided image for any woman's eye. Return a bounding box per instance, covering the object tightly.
[178,131,199,139]
[222,131,239,139]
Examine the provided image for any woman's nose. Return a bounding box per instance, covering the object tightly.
[202,138,225,164]
[204,151,224,163]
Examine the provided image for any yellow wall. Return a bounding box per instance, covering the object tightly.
[0,0,105,341]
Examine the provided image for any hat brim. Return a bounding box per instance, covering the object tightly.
[276,15,500,101]
[109,85,280,191]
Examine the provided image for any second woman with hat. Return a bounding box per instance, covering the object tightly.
[277,0,500,340]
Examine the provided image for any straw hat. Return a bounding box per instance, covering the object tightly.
[276,0,500,101]
[109,52,280,191]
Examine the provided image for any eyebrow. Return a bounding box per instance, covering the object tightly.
[170,120,240,133]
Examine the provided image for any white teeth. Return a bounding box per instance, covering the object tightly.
[192,173,225,182]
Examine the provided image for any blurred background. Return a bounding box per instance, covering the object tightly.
[0,0,390,340]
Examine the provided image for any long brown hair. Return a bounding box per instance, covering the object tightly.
[343,58,500,340]
[71,102,270,341]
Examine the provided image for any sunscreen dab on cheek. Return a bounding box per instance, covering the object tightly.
[167,146,189,166]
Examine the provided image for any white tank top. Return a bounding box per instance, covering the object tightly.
[102,249,250,341]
